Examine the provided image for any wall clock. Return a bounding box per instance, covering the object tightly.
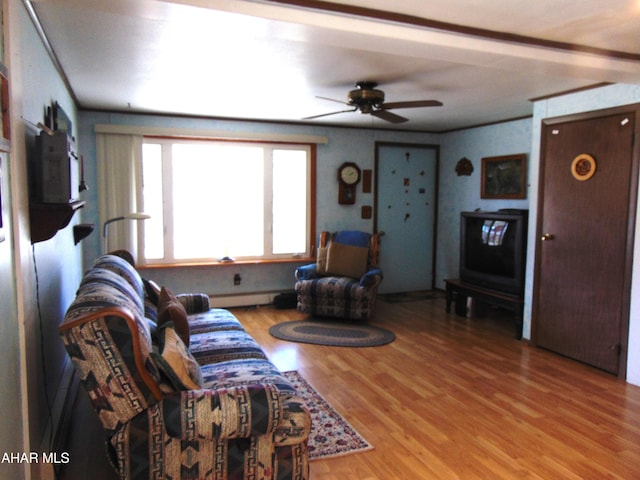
[337,162,361,204]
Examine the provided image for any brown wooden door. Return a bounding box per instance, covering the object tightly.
[533,106,639,375]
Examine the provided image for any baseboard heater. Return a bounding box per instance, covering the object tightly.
[209,291,293,308]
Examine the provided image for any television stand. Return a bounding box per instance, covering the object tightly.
[444,279,523,339]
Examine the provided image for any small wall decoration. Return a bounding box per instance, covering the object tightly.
[481,153,527,199]
[455,157,474,176]
[362,169,372,193]
[571,153,596,181]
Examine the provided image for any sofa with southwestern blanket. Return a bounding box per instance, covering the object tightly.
[59,254,310,480]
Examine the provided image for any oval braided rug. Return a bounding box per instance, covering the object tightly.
[269,319,395,347]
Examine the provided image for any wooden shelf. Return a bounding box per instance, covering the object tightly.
[444,278,524,339]
[30,200,85,243]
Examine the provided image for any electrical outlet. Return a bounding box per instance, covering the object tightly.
[233,273,241,285]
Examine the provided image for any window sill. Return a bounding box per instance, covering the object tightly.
[138,257,315,270]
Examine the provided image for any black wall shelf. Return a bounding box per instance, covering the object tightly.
[30,200,85,243]
[73,223,94,244]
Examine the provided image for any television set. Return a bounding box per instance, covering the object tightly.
[460,209,528,295]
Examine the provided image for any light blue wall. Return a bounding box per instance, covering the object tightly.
[436,118,532,289]
[78,111,438,295]
[19,0,83,450]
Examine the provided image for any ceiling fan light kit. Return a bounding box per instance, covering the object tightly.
[348,81,385,112]
[305,81,442,124]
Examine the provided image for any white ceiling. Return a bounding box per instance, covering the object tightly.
[28,0,640,131]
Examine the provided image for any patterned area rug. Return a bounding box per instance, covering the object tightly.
[283,370,373,460]
[270,320,395,347]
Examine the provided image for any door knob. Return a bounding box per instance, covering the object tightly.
[541,233,555,241]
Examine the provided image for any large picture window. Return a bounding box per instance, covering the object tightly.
[140,138,314,264]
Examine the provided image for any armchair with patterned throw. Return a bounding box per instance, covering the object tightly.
[294,230,383,320]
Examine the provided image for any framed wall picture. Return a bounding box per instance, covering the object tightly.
[481,153,527,199]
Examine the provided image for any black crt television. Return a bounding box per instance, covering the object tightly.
[459,209,528,295]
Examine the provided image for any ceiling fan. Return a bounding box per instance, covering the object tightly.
[304,81,442,124]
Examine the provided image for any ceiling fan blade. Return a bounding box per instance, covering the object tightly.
[382,100,443,109]
[371,109,408,124]
[316,95,349,105]
[303,108,357,120]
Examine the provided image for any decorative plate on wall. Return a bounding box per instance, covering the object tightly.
[571,153,596,181]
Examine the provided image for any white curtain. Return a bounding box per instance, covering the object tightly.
[97,133,144,258]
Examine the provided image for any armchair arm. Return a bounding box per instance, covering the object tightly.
[177,293,210,314]
[295,263,318,281]
[161,384,282,440]
[359,268,383,287]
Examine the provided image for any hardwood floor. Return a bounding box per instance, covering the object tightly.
[59,297,640,480]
